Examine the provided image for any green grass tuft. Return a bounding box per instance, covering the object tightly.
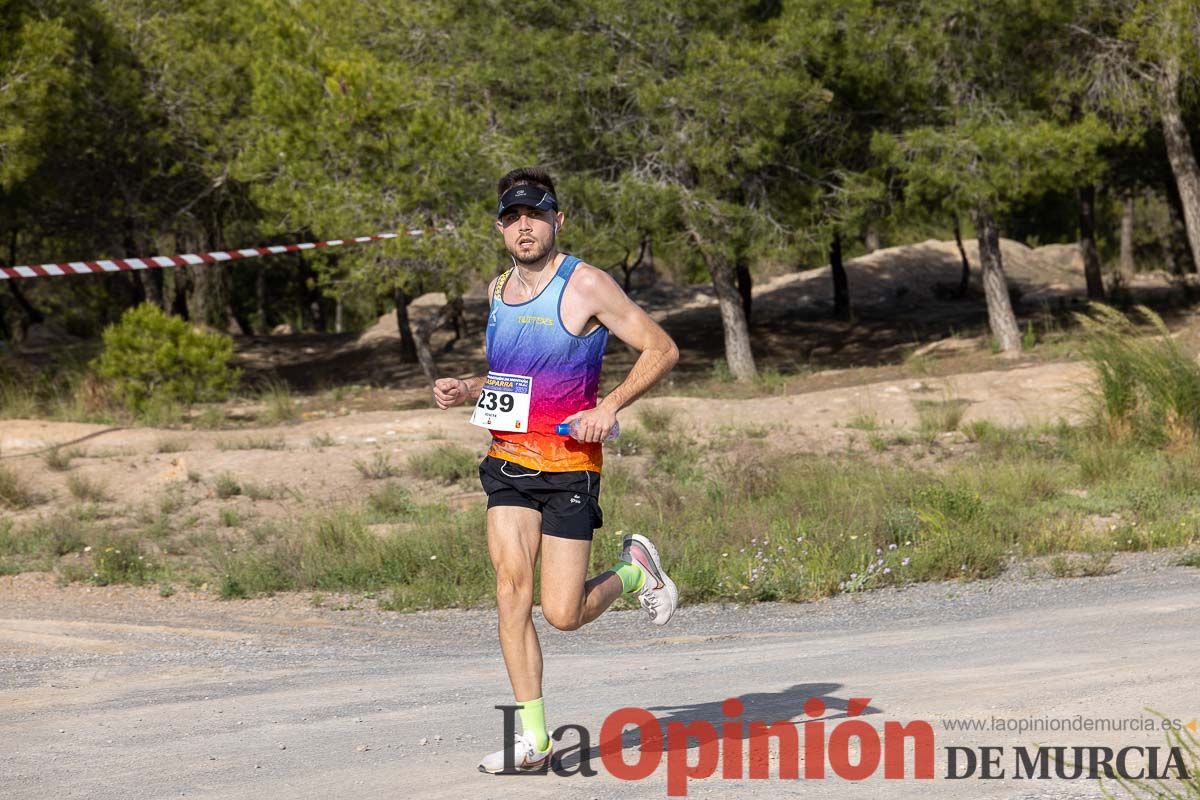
[258,379,298,424]
[156,439,190,454]
[407,446,476,484]
[638,406,675,433]
[44,447,83,472]
[67,473,109,503]
[612,426,647,456]
[211,504,492,607]
[914,398,970,434]
[1077,304,1200,447]
[216,436,286,451]
[355,451,402,480]
[0,463,38,509]
[367,483,416,520]
[214,473,242,499]
[1048,552,1115,578]
[194,406,226,430]
[242,481,280,501]
[846,413,879,431]
[90,536,154,586]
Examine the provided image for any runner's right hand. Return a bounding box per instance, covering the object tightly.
[433,377,469,409]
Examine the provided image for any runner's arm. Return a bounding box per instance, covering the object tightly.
[559,266,678,439]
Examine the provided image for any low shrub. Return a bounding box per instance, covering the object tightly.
[91,303,240,413]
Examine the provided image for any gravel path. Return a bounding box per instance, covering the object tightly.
[2,553,1198,799]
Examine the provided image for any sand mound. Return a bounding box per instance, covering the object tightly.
[751,238,1095,317]
[356,293,449,346]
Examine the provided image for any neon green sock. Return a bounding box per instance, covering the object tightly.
[612,560,646,594]
[518,697,549,751]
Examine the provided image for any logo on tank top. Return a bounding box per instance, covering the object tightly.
[518,315,554,326]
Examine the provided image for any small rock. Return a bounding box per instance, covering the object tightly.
[433,735,442,742]
[278,744,287,750]
[356,744,370,752]
[419,737,428,746]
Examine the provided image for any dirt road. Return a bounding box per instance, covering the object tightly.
[2,553,1197,800]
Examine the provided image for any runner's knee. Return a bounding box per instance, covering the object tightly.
[542,603,584,631]
[494,570,533,610]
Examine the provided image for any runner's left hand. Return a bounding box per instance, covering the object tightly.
[559,406,618,443]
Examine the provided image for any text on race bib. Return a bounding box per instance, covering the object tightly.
[469,372,533,432]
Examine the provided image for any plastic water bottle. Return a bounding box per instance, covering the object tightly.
[556,420,620,442]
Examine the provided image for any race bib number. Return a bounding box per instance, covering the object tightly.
[470,372,533,432]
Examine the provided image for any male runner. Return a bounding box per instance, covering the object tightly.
[432,167,680,773]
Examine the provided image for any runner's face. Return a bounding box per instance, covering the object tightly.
[496,204,562,265]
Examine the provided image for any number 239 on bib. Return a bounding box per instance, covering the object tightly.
[469,372,533,432]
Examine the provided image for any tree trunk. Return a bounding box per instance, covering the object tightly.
[4,231,44,336]
[411,298,466,385]
[830,231,850,320]
[167,264,189,319]
[953,216,971,298]
[186,264,229,330]
[1165,181,1191,274]
[1160,62,1200,273]
[863,224,881,253]
[687,228,756,381]
[123,226,164,310]
[138,270,165,310]
[735,259,752,325]
[255,268,267,334]
[1078,184,1106,300]
[618,235,650,292]
[1119,189,1135,281]
[973,208,1022,356]
[392,287,419,363]
[187,229,233,330]
[7,282,44,326]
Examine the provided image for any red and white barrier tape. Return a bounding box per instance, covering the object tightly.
[0,232,410,281]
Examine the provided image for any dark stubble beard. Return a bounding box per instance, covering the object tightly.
[508,234,555,266]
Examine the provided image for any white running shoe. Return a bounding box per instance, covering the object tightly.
[620,532,679,626]
[477,731,554,774]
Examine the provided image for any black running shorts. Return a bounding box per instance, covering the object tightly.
[478,456,603,540]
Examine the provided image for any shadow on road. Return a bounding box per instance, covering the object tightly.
[549,682,881,773]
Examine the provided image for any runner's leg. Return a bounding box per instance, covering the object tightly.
[486,506,544,703]
[539,536,624,630]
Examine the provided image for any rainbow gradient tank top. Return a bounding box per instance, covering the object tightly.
[483,255,608,473]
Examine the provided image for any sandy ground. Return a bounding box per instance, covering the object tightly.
[1,554,1197,799]
[0,361,1092,526]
